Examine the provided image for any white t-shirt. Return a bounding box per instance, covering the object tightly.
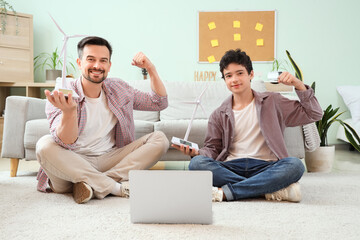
[74,89,117,156]
[226,99,277,162]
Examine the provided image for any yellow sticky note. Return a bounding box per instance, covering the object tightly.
[233,21,240,28]
[256,39,264,46]
[211,39,219,47]
[234,33,241,41]
[208,22,216,30]
[207,55,216,63]
[255,23,263,31]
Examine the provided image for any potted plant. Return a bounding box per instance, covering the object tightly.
[286,50,360,172]
[34,48,76,82]
[0,0,18,34]
[305,105,360,171]
[271,58,293,72]
[267,57,298,92]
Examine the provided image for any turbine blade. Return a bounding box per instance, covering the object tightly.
[198,84,209,100]
[58,40,68,59]
[48,14,66,36]
[68,34,88,38]
[199,104,207,117]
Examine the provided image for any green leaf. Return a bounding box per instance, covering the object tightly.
[310,82,316,93]
[338,120,360,152]
[317,104,360,150]
[317,104,347,146]
[342,121,360,143]
[286,50,303,81]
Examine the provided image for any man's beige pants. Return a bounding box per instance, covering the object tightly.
[36,131,169,199]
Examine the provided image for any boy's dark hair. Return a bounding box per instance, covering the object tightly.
[219,49,253,78]
[77,36,113,60]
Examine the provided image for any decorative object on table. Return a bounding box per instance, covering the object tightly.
[141,68,148,80]
[267,71,282,83]
[268,57,294,83]
[271,57,293,73]
[0,0,18,34]
[34,47,76,82]
[265,56,294,92]
[49,14,87,98]
[171,85,209,151]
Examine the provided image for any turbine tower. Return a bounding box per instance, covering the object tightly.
[182,85,209,141]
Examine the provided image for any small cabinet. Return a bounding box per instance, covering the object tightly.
[0,11,33,83]
[0,11,36,113]
[0,47,32,82]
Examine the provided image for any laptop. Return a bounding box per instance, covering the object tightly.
[129,170,213,224]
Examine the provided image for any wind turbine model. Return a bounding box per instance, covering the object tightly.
[171,85,209,151]
[49,14,87,98]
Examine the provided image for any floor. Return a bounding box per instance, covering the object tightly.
[331,144,360,173]
[0,144,359,174]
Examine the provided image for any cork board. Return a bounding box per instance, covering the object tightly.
[198,11,276,63]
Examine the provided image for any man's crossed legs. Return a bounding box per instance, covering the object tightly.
[36,131,169,203]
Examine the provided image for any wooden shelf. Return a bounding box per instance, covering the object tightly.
[0,82,55,87]
[0,82,55,113]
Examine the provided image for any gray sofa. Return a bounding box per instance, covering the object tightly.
[1,81,306,176]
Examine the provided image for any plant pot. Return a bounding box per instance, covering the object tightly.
[305,145,335,172]
[46,69,62,82]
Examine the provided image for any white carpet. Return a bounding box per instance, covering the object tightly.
[1,171,360,240]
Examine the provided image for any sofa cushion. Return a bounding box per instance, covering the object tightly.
[133,110,159,122]
[160,81,231,121]
[24,119,154,148]
[134,120,155,139]
[24,119,50,150]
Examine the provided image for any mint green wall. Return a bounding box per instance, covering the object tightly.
[10,0,360,144]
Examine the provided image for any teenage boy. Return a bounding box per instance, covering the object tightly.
[173,49,322,202]
[36,36,169,204]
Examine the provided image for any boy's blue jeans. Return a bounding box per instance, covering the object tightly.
[189,155,305,201]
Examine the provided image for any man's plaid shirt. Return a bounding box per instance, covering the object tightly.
[37,77,168,192]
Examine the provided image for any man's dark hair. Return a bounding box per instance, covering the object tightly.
[219,49,253,79]
[77,36,113,60]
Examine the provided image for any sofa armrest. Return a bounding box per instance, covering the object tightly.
[1,96,47,159]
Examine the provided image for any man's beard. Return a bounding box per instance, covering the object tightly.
[82,69,107,84]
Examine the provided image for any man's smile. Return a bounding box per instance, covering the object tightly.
[89,69,104,75]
